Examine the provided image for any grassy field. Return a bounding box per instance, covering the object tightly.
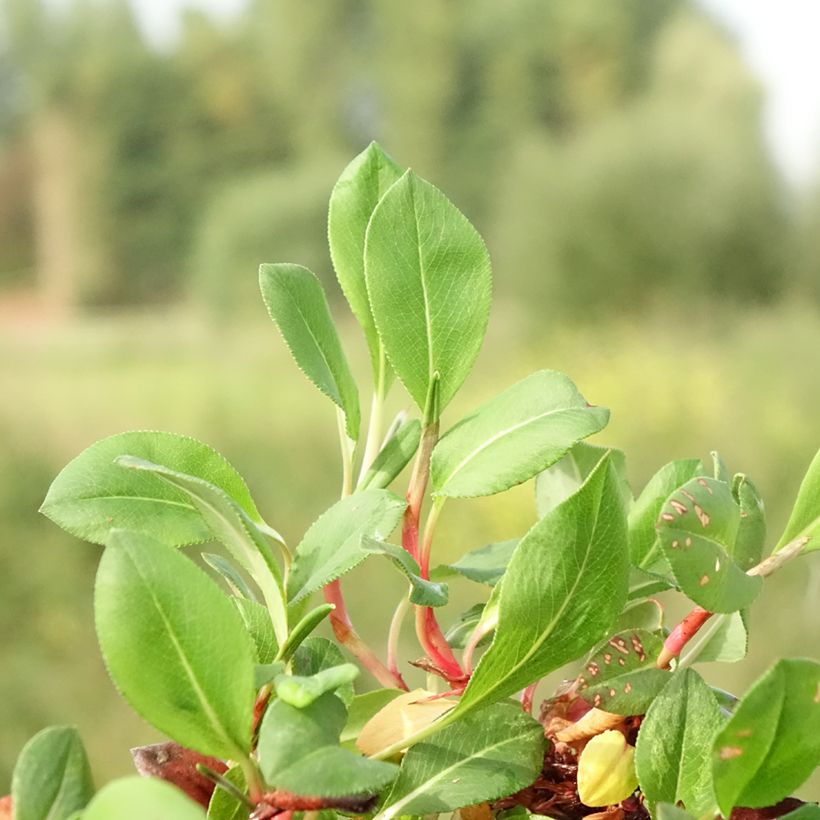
[1,301,819,793]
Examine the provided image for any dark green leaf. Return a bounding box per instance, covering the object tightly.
[635,669,722,816]
[259,262,360,439]
[361,536,448,606]
[711,658,820,814]
[95,530,255,759]
[457,455,629,716]
[775,448,820,552]
[328,142,404,378]
[11,726,94,820]
[657,477,762,612]
[275,664,359,709]
[432,539,518,586]
[380,702,545,818]
[203,553,258,601]
[40,431,261,547]
[293,637,355,707]
[83,776,206,819]
[257,694,398,797]
[444,603,490,649]
[276,603,335,662]
[364,170,491,413]
[359,418,421,491]
[431,371,609,498]
[287,490,405,604]
[207,766,248,820]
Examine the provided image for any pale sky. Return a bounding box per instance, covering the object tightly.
[127,0,820,188]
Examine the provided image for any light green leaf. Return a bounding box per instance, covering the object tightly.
[233,598,278,664]
[364,170,491,413]
[431,371,609,498]
[627,568,672,600]
[635,669,722,816]
[628,458,704,576]
[380,702,545,819]
[275,664,359,709]
[293,637,355,707]
[207,766,248,820]
[255,662,286,689]
[276,603,334,663]
[444,603,490,649]
[685,610,748,664]
[11,726,94,820]
[781,807,820,820]
[359,418,421,491]
[258,693,398,798]
[287,489,405,603]
[657,476,762,612]
[432,539,518,587]
[456,454,629,716]
[202,553,258,601]
[328,142,404,378]
[40,431,261,547]
[732,474,767,570]
[656,805,697,820]
[361,536,449,606]
[341,690,405,748]
[577,630,668,714]
[83,776,206,820]
[711,658,820,814]
[95,530,255,759]
[776,448,820,552]
[536,442,630,517]
[613,599,664,633]
[259,262,360,439]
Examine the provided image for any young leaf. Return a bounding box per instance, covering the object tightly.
[444,603,491,649]
[628,458,704,575]
[456,454,629,716]
[361,536,449,606]
[364,170,491,413]
[431,370,609,498]
[257,693,398,798]
[359,418,421,491]
[732,474,767,570]
[207,766,248,820]
[11,726,94,820]
[657,476,762,612]
[95,530,256,760]
[775,447,820,552]
[577,630,669,714]
[711,658,820,815]
[432,539,518,586]
[275,664,360,709]
[328,142,404,378]
[83,776,206,820]
[635,669,722,817]
[287,489,405,604]
[233,598,279,664]
[275,603,334,662]
[293,637,355,707]
[259,262,360,439]
[203,553,258,601]
[341,690,405,748]
[536,442,630,517]
[40,431,262,547]
[379,702,545,819]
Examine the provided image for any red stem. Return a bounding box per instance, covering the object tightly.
[520,683,537,714]
[656,606,712,669]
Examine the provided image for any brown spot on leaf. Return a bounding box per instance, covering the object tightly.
[694,504,711,527]
[685,536,693,548]
[624,682,633,694]
[682,489,696,503]
[631,636,646,661]
[609,637,629,654]
[671,500,688,516]
[736,728,753,738]
[699,575,710,586]
[814,683,820,704]
[661,512,675,522]
[720,746,743,760]
[697,478,714,494]
[671,540,679,549]
[593,694,602,707]
[618,657,626,667]
[587,662,600,677]
[603,653,612,665]
[609,688,617,698]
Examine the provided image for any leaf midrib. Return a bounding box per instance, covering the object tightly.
[409,178,435,395]
[43,745,78,820]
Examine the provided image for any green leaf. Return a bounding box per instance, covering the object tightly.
[431,371,609,498]
[657,476,762,612]
[457,454,629,716]
[11,726,94,820]
[577,630,669,714]
[341,690,405,748]
[635,669,722,816]
[628,458,704,575]
[444,603,491,649]
[255,662,287,689]
[536,442,630,517]
[380,702,545,819]
[627,568,672,600]
[233,598,278,664]
[364,170,492,413]
[732,474,767,570]
[259,262,360,439]
[328,142,404,378]
[258,693,398,797]
[275,664,359,709]
[686,610,748,664]
[711,658,820,814]
[776,448,820,552]
[612,599,664,633]
[361,536,449,606]
[432,539,518,587]
[656,805,697,820]
[276,603,334,663]
[781,807,820,820]
[83,776,206,820]
[95,530,255,759]
[40,431,262,547]
[293,637,355,707]
[359,418,421,491]
[207,766,248,820]
[287,489,405,604]
[203,553,258,601]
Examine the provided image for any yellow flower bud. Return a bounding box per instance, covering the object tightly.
[356,689,457,757]
[577,729,638,807]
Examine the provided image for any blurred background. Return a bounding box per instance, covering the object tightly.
[1,0,819,796]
